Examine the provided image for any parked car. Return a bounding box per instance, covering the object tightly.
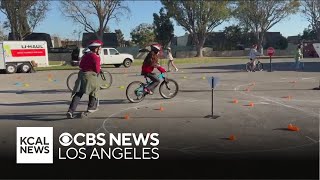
[71,47,134,68]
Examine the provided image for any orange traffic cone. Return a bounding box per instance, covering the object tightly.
[232,99,239,104]
[159,106,164,112]
[124,114,130,120]
[288,124,299,131]
[229,135,236,141]
[282,96,292,99]
[248,102,254,107]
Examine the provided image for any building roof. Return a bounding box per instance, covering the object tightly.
[8,32,53,48]
[82,33,118,48]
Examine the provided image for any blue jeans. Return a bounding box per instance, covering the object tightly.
[294,59,303,70]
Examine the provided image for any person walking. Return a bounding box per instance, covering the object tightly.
[166,47,178,72]
[294,44,303,71]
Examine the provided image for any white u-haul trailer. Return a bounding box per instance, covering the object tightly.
[0,41,49,74]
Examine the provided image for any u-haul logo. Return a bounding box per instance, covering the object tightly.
[21,45,44,49]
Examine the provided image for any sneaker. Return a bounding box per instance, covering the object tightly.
[175,68,179,72]
[144,88,153,95]
[87,108,98,113]
[87,102,98,112]
[66,112,74,119]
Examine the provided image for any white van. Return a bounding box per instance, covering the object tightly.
[72,47,134,68]
[0,41,49,74]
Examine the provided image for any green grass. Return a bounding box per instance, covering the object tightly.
[38,56,293,71]
[49,61,65,66]
[133,57,247,66]
[36,65,79,71]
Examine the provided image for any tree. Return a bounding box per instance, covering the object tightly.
[153,7,174,48]
[130,23,155,47]
[223,25,242,50]
[115,29,124,47]
[104,26,111,33]
[161,0,231,57]
[301,28,317,40]
[0,23,6,41]
[275,36,288,50]
[301,0,320,40]
[0,0,50,40]
[60,0,130,41]
[233,0,300,54]
[264,34,288,50]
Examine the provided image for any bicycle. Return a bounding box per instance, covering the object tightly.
[126,73,179,103]
[246,58,263,72]
[66,69,113,91]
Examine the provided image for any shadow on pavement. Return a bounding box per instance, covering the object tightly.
[0,100,69,106]
[272,128,292,131]
[0,89,69,94]
[0,113,69,121]
[110,116,209,120]
[0,99,127,107]
[179,88,313,93]
[174,70,242,74]
[185,61,320,72]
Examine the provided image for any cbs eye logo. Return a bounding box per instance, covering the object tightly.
[59,133,73,146]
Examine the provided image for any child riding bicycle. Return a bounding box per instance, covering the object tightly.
[141,44,166,95]
[249,44,261,72]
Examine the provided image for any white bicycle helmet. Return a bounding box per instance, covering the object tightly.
[151,44,161,52]
[82,48,90,54]
[88,40,103,47]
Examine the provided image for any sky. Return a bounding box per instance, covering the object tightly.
[0,0,310,40]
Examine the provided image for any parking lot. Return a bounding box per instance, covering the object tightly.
[0,58,319,178]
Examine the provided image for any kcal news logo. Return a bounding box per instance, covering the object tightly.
[16,127,53,164]
[58,132,160,160]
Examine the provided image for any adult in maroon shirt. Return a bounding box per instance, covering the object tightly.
[67,40,103,119]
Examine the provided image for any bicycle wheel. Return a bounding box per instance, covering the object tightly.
[256,61,263,71]
[126,81,146,103]
[159,79,179,99]
[66,72,78,91]
[99,71,113,90]
[246,62,252,72]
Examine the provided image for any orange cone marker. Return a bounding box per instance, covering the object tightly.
[288,124,299,131]
[232,99,239,104]
[159,106,164,112]
[124,114,130,120]
[229,135,236,141]
[282,96,292,100]
[248,102,254,107]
